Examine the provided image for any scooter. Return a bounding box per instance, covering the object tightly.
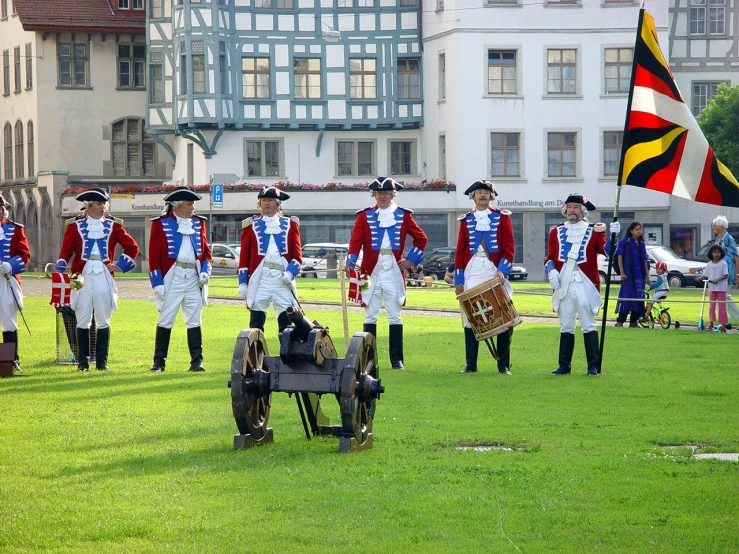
[697,279,708,331]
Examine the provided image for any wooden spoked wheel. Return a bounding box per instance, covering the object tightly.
[339,332,382,447]
[230,328,271,441]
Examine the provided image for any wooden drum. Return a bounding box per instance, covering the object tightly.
[458,277,521,341]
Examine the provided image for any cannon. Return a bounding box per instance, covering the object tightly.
[229,307,385,453]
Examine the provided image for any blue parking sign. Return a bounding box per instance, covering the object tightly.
[212,184,223,208]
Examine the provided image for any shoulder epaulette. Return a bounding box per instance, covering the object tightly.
[113,217,124,225]
[5,220,23,228]
[290,215,300,224]
[65,217,77,226]
[150,215,162,222]
[594,222,607,232]
[242,217,253,229]
[356,207,373,215]
[397,206,413,214]
[195,214,207,221]
[500,209,512,216]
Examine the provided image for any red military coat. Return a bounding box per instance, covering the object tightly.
[148,212,212,288]
[348,206,428,276]
[57,215,139,276]
[544,222,607,291]
[0,219,31,283]
[453,208,515,286]
[238,214,302,285]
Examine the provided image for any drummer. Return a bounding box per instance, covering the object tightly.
[454,180,515,374]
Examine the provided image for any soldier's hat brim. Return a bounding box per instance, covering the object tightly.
[464,180,498,196]
[369,177,403,191]
[75,187,110,203]
[164,187,202,202]
[564,193,596,211]
[257,186,290,201]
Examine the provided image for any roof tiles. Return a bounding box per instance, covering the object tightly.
[14,0,145,33]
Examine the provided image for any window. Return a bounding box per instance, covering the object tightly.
[13,46,20,93]
[439,135,446,179]
[437,0,443,10]
[180,50,187,94]
[547,132,577,177]
[603,131,622,177]
[256,0,294,7]
[547,48,576,94]
[24,43,32,90]
[438,53,445,101]
[245,140,281,177]
[389,140,415,175]
[193,55,205,94]
[692,81,727,116]
[118,0,129,7]
[604,48,632,94]
[690,0,725,35]
[242,58,270,98]
[220,42,228,94]
[133,0,143,8]
[358,0,373,6]
[111,118,156,177]
[150,52,163,103]
[58,40,89,87]
[293,58,321,99]
[338,0,353,6]
[487,50,516,94]
[337,140,374,176]
[397,58,420,100]
[490,132,520,177]
[118,43,146,89]
[349,58,376,99]
[151,0,164,17]
[3,122,12,180]
[27,120,33,177]
[14,121,23,179]
[1,0,6,19]
[2,50,8,96]
[400,0,416,5]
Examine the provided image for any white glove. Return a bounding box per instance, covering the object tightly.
[548,269,560,290]
[281,271,294,285]
[0,261,10,275]
[238,283,248,300]
[154,285,165,301]
[610,221,621,235]
[199,272,210,285]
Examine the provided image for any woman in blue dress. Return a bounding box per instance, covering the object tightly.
[712,215,738,287]
[615,222,649,327]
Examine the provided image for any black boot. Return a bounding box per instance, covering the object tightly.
[551,332,574,375]
[150,326,171,372]
[76,328,90,372]
[95,327,110,370]
[389,324,404,369]
[249,310,267,331]
[584,331,600,376]
[3,330,20,372]
[277,311,290,333]
[187,326,205,372]
[363,323,377,338]
[461,327,479,373]
[496,330,512,375]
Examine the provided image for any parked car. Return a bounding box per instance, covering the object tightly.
[300,243,359,278]
[211,243,240,272]
[598,245,705,288]
[421,247,528,281]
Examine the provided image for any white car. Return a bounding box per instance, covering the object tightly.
[211,243,240,273]
[301,243,362,278]
[598,245,705,288]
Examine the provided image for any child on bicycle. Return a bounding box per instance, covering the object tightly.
[645,261,670,316]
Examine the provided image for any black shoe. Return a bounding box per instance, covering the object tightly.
[13,361,20,372]
[77,364,89,372]
[551,367,571,375]
[460,365,478,373]
[188,363,206,372]
[391,361,404,370]
[150,365,165,373]
[498,367,512,375]
[96,365,109,371]
[587,368,600,376]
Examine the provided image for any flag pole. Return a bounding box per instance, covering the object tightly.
[598,6,645,374]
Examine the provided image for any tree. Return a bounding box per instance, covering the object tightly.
[698,83,739,178]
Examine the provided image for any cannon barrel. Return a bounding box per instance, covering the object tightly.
[286,306,314,342]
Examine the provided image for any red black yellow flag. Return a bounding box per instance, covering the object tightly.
[619,9,739,207]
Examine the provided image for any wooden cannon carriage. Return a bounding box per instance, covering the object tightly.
[229,307,385,453]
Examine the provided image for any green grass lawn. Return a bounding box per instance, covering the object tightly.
[1,298,737,552]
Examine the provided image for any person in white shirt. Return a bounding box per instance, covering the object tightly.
[703,244,729,331]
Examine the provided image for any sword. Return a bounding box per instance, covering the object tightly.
[3,272,31,337]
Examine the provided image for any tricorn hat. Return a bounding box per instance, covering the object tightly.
[564,193,596,211]
[369,177,403,191]
[464,180,498,197]
[257,186,290,201]
[75,187,110,203]
[708,244,726,260]
[164,186,202,203]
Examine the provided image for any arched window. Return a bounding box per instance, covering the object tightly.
[14,120,24,179]
[111,117,156,177]
[3,122,12,181]
[27,120,34,177]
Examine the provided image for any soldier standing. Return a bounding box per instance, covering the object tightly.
[55,188,140,371]
[348,177,428,370]
[149,187,213,373]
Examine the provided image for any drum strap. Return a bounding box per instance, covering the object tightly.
[558,245,582,301]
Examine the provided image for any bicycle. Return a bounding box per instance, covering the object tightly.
[638,289,672,330]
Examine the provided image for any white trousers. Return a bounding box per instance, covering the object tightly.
[558,279,597,334]
[74,270,114,330]
[158,266,203,329]
[251,268,295,317]
[0,277,20,332]
[364,266,403,325]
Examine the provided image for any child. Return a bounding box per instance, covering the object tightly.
[704,244,729,332]
[645,261,670,317]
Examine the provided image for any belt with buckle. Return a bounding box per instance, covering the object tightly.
[379,249,393,255]
[87,254,103,261]
[263,261,284,271]
[176,261,196,269]
[474,251,488,258]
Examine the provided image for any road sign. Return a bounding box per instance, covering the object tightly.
[212,183,223,208]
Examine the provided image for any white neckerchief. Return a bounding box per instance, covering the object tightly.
[262,214,282,235]
[0,224,5,242]
[176,215,194,235]
[564,219,588,244]
[377,203,397,228]
[473,209,491,232]
[86,216,106,239]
